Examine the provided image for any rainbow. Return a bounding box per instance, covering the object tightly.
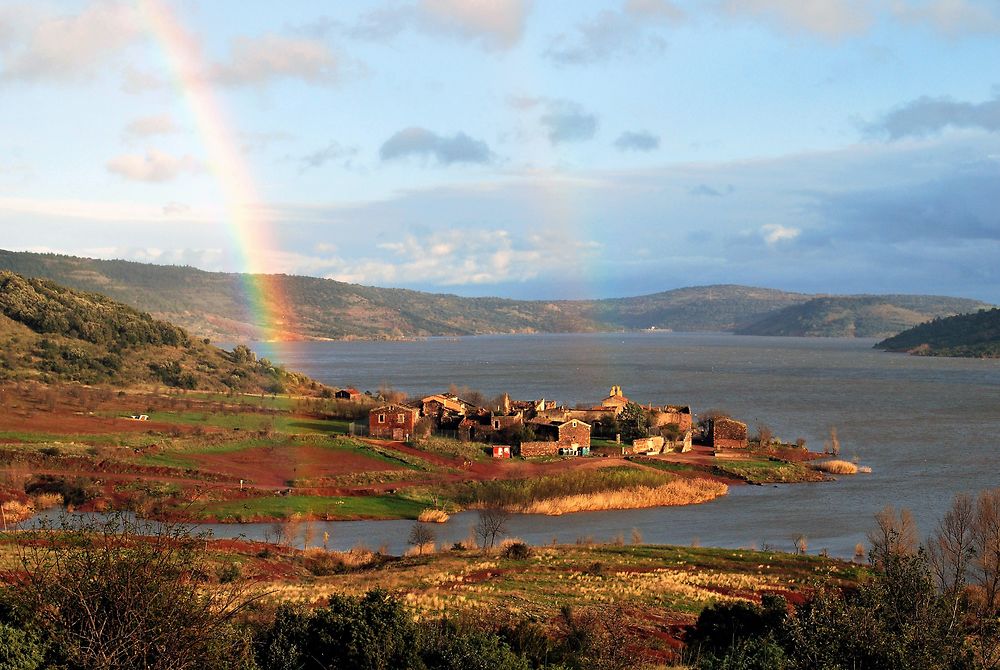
[139,0,292,357]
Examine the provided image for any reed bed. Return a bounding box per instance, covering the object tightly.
[417,508,450,523]
[509,478,727,516]
[811,460,859,475]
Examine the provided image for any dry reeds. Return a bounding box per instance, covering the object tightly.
[811,460,859,475]
[403,542,437,557]
[31,493,63,509]
[509,478,727,516]
[1,500,34,524]
[418,508,450,523]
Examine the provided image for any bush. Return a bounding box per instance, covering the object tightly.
[254,590,422,670]
[500,541,531,560]
[5,513,255,670]
[0,622,45,670]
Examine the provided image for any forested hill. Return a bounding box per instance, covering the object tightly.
[0,271,326,393]
[0,249,989,341]
[735,295,992,339]
[875,308,1000,357]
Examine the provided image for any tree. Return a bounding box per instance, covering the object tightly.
[617,402,650,442]
[972,488,1000,615]
[868,505,919,566]
[475,506,510,550]
[407,523,436,555]
[3,512,256,670]
[754,423,774,447]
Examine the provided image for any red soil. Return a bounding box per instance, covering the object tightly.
[186,445,405,488]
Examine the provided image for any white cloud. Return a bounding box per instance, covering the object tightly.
[211,34,340,86]
[890,0,1000,36]
[418,0,533,49]
[124,114,179,139]
[354,0,533,50]
[720,0,877,39]
[0,1,143,82]
[106,149,201,183]
[545,0,682,65]
[325,229,598,287]
[761,223,801,245]
[379,127,494,164]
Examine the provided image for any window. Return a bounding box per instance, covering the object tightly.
[378,414,386,423]
[397,413,405,423]
[571,420,578,428]
[493,420,500,430]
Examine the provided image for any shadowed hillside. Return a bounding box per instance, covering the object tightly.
[0,271,326,393]
[736,295,992,339]
[875,308,1000,357]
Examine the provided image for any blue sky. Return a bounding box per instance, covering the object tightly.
[2,0,1000,301]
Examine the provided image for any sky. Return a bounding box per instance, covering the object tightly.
[1,0,1000,302]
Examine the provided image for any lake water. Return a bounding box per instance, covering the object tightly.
[222,333,1000,558]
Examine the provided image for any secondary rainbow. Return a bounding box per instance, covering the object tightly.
[139,0,291,354]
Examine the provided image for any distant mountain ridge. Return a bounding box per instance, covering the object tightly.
[0,249,991,341]
[734,295,992,339]
[875,308,1000,357]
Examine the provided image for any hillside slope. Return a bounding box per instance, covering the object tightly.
[875,308,1000,357]
[0,249,988,341]
[0,271,325,392]
[736,295,992,339]
[0,250,809,339]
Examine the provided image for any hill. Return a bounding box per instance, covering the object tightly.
[875,308,1000,357]
[0,271,325,393]
[0,249,989,340]
[735,295,991,339]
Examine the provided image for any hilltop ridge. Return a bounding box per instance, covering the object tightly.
[0,249,990,341]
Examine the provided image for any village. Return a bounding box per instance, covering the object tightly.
[362,384,753,460]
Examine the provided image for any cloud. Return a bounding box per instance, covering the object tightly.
[720,0,1000,39]
[689,184,735,197]
[868,92,1000,139]
[162,201,191,216]
[719,0,877,39]
[761,223,801,245]
[614,130,660,152]
[325,228,599,287]
[379,127,494,165]
[299,141,360,172]
[106,149,201,183]
[539,100,598,144]
[354,0,533,50]
[124,114,178,139]
[0,1,143,82]
[545,0,682,65]
[891,0,1000,37]
[210,34,340,86]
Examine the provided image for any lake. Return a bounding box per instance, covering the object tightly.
[222,333,1000,558]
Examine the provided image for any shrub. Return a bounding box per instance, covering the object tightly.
[500,541,531,560]
[5,513,256,670]
[0,622,45,670]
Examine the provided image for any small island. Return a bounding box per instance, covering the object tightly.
[875,307,1000,358]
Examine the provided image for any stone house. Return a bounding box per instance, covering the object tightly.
[520,418,592,457]
[711,417,749,451]
[369,404,420,440]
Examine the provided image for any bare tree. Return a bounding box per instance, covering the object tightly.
[824,426,841,456]
[868,505,919,566]
[475,505,510,550]
[754,423,774,447]
[302,520,317,551]
[973,488,1000,615]
[929,493,976,596]
[407,523,436,556]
